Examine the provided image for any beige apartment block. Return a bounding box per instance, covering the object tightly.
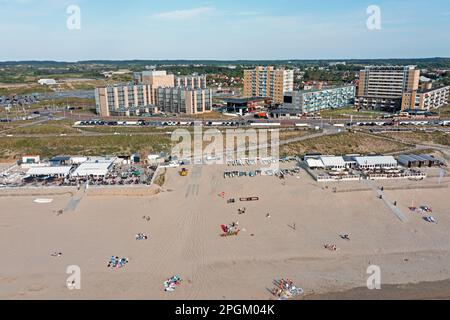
[95,84,212,116]
[134,71,175,88]
[175,75,207,89]
[401,86,450,111]
[157,87,212,115]
[244,66,293,104]
[95,84,155,117]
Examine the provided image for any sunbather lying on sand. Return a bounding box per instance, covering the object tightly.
[221,222,240,236]
[107,256,129,268]
[271,278,304,300]
[136,233,148,240]
[164,275,182,292]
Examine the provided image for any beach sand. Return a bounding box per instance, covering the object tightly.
[1,164,450,300]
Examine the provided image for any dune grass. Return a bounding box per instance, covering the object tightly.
[0,134,172,160]
[280,131,410,156]
[381,131,450,146]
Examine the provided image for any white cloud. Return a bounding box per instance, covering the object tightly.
[152,6,214,21]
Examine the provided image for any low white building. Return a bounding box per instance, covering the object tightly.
[70,157,88,165]
[354,156,398,170]
[319,156,347,171]
[71,157,116,177]
[22,155,40,164]
[147,154,165,165]
[305,158,325,169]
[38,79,57,85]
[27,166,72,178]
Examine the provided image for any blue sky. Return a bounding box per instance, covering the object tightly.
[1,0,449,61]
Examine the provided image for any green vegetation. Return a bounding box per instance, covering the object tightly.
[320,107,385,119]
[0,123,15,131]
[78,126,174,134]
[437,104,450,117]
[278,129,319,141]
[6,123,80,135]
[302,67,356,84]
[1,58,449,85]
[34,97,96,110]
[280,131,410,156]
[381,131,450,147]
[0,85,53,95]
[0,135,172,160]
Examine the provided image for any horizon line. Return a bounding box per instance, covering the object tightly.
[1,57,450,64]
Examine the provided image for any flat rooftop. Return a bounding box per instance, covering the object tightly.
[27,166,72,176]
[72,157,117,177]
[417,85,450,94]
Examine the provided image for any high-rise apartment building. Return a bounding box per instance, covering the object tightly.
[244,66,294,104]
[356,65,420,111]
[175,75,207,89]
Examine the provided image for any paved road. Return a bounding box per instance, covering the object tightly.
[64,184,86,213]
[0,116,52,135]
[365,180,408,223]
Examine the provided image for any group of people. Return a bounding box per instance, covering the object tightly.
[107,256,129,269]
[325,234,352,251]
[164,275,182,292]
[221,222,240,236]
[271,278,304,300]
[136,233,148,241]
[409,205,437,223]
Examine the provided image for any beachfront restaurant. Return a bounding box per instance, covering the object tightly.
[27,166,72,178]
[305,158,325,170]
[71,157,116,178]
[353,156,398,170]
[319,156,347,171]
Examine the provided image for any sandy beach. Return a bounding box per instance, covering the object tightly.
[1,163,450,300]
